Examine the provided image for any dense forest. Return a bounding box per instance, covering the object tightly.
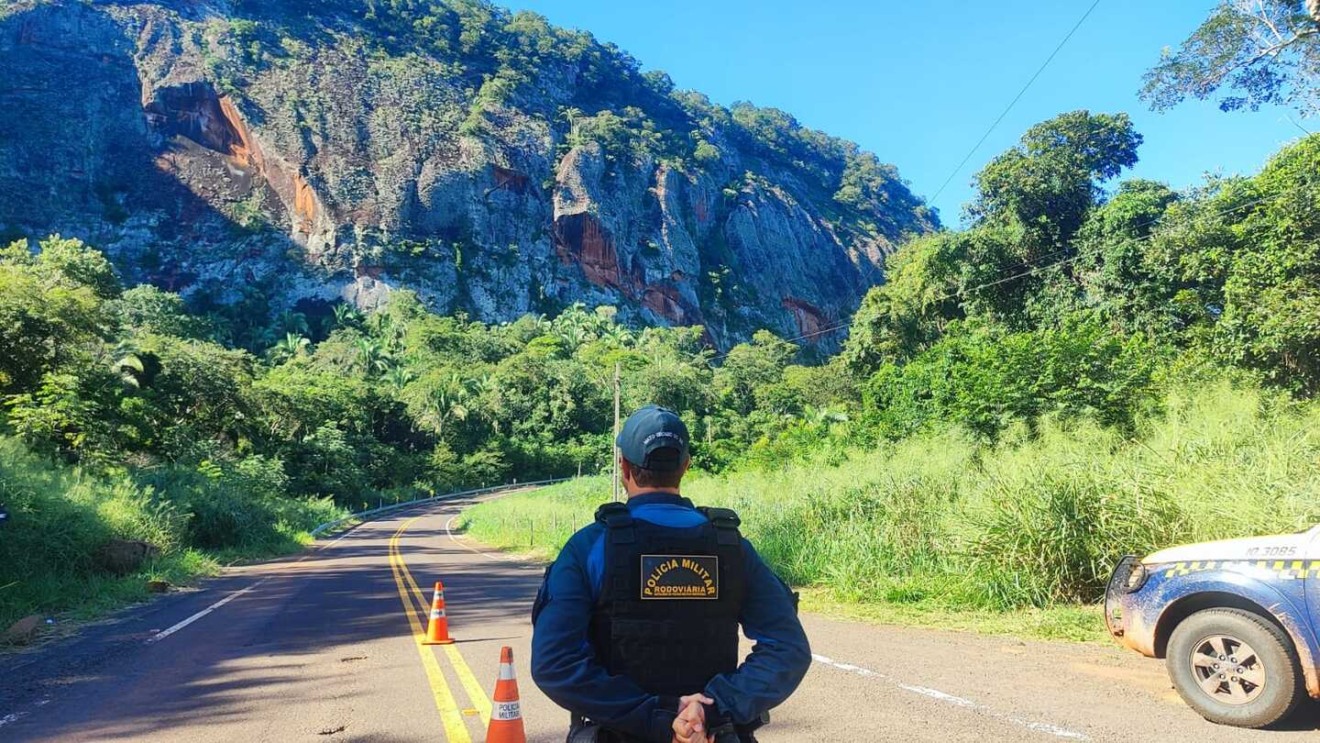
[4,0,1320,631]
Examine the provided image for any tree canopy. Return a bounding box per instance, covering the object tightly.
[970,111,1142,254]
[1142,1,1320,116]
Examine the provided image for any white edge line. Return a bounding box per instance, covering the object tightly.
[445,514,505,561]
[443,488,544,563]
[144,508,351,649]
[144,578,269,645]
[812,653,1088,741]
[152,487,513,648]
[899,684,977,708]
[0,698,49,730]
[6,512,371,725]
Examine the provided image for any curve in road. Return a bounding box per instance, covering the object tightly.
[1,492,1318,742]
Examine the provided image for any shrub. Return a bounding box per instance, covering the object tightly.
[0,437,188,627]
[137,457,342,553]
[463,381,1320,612]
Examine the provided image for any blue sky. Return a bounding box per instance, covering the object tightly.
[501,0,1310,226]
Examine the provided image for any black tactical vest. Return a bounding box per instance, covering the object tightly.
[588,500,747,697]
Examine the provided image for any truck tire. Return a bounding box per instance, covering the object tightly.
[1166,607,1304,728]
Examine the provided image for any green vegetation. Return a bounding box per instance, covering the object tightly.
[5,2,1320,643]
[461,123,1320,638]
[0,236,832,630]
[1143,1,1320,116]
[464,381,1320,640]
[0,438,340,628]
[7,112,1319,638]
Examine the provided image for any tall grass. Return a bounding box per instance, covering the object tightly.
[463,382,1320,614]
[0,438,347,630]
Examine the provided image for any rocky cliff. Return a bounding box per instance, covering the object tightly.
[0,0,936,347]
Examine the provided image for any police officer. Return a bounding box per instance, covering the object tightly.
[531,405,811,743]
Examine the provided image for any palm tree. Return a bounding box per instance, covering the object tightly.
[353,338,392,376]
[332,303,361,328]
[637,326,662,349]
[468,373,502,434]
[419,377,471,439]
[270,333,310,364]
[384,366,415,392]
[600,324,634,348]
[110,344,146,388]
[801,406,849,432]
[557,323,591,352]
[553,303,597,347]
[277,311,310,337]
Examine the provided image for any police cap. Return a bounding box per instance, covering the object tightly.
[616,405,690,471]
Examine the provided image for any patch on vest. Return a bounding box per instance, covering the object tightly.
[640,554,719,599]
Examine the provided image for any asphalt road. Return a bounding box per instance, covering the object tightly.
[3,492,1319,742]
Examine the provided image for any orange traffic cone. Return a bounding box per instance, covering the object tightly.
[422,581,455,645]
[486,646,526,743]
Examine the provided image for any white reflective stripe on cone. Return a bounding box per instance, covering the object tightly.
[493,701,521,720]
[431,609,445,618]
[498,663,516,680]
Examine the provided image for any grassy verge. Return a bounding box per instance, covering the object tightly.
[797,589,1107,643]
[0,437,348,636]
[460,480,1107,643]
[461,382,1320,643]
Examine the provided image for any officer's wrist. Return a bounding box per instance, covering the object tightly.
[659,695,682,714]
[651,697,682,743]
[702,700,730,729]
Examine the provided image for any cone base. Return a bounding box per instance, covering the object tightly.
[422,638,456,645]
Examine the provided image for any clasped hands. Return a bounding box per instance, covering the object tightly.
[671,693,715,743]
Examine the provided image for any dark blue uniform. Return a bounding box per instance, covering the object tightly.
[531,492,811,742]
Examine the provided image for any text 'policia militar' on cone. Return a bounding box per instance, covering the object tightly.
[422,581,455,645]
[486,646,526,743]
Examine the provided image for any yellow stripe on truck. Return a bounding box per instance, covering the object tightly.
[1157,559,1319,581]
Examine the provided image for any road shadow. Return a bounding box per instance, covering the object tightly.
[0,520,466,740]
[0,495,578,742]
[1276,699,1320,731]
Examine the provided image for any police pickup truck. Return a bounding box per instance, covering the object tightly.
[1105,525,1320,728]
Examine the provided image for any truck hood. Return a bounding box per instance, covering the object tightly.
[1143,528,1319,565]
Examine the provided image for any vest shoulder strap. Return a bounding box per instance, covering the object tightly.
[696,506,742,545]
[594,501,631,526]
[696,506,741,529]
[594,501,636,544]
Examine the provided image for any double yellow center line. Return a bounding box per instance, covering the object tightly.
[387,516,494,741]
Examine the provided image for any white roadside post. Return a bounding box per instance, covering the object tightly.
[612,361,621,502]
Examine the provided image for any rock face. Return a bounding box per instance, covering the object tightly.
[0,0,937,347]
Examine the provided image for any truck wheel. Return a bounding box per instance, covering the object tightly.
[1166,607,1304,728]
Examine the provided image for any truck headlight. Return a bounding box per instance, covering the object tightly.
[1124,562,1148,593]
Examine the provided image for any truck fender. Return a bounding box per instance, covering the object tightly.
[1150,571,1320,698]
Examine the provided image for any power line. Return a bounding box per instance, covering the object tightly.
[853,0,1103,292]
[927,0,1104,208]
[703,187,1292,363]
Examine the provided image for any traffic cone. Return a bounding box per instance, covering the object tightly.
[486,646,526,743]
[422,581,455,645]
